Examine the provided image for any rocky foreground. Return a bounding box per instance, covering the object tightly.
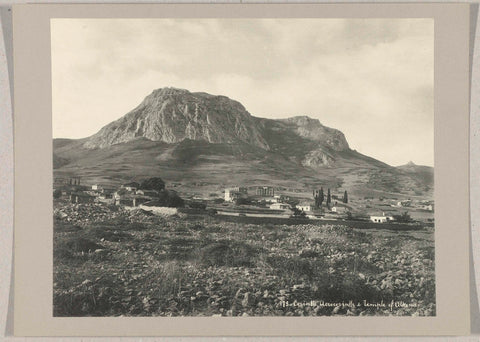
[53,202,435,317]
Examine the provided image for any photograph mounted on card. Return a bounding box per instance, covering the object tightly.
[13,3,470,336]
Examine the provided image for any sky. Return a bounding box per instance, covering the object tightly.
[51,18,434,166]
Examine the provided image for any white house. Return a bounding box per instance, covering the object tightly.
[421,204,434,211]
[370,216,388,223]
[297,204,312,212]
[269,203,290,210]
[121,182,140,193]
[224,188,235,202]
[370,212,394,223]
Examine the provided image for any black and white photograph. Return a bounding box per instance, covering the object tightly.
[51,18,436,318]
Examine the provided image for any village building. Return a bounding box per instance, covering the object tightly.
[115,195,151,207]
[90,184,115,192]
[370,215,388,223]
[113,189,127,200]
[269,203,290,210]
[261,197,278,204]
[69,192,95,204]
[224,187,248,202]
[101,188,115,196]
[96,193,114,204]
[369,212,395,223]
[297,204,312,212]
[421,204,434,211]
[121,182,140,193]
[98,192,113,200]
[331,206,347,213]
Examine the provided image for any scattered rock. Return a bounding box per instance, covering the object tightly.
[242,292,254,307]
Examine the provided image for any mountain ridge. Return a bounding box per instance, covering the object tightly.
[53,87,433,197]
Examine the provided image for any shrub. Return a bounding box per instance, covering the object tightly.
[166,237,197,260]
[207,209,218,216]
[53,189,62,199]
[188,201,207,210]
[419,246,435,261]
[64,237,103,253]
[300,250,321,258]
[393,212,413,223]
[54,221,82,233]
[90,229,133,242]
[54,237,104,261]
[266,256,314,281]
[199,240,259,267]
[157,191,185,208]
[189,223,205,231]
[318,273,384,303]
[291,207,307,218]
[235,197,251,205]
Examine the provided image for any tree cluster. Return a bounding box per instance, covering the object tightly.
[140,177,183,207]
[156,190,184,208]
[291,207,307,218]
[140,177,165,192]
[393,212,412,223]
[326,188,331,208]
[313,188,324,208]
[314,188,348,208]
[235,197,252,206]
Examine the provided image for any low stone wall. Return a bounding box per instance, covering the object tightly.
[138,205,178,217]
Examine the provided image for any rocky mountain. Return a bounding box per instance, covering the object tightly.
[84,88,269,150]
[53,87,433,198]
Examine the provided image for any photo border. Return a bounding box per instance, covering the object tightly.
[13,3,470,336]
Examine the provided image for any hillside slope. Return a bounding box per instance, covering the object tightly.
[53,88,433,198]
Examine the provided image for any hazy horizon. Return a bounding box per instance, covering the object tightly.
[51,18,434,167]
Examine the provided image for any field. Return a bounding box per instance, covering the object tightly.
[53,201,435,317]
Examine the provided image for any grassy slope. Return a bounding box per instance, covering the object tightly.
[53,137,433,199]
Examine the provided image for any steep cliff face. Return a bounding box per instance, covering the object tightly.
[279,116,349,152]
[83,88,270,150]
[82,88,352,166]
